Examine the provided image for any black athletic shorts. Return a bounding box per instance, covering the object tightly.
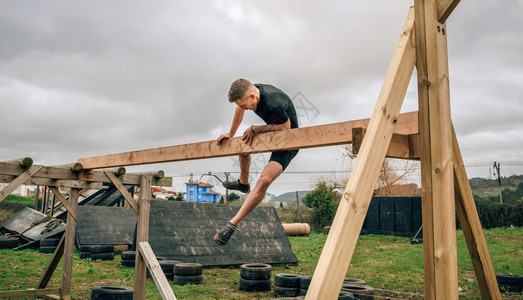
[269,150,299,171]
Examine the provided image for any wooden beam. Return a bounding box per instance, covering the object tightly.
[452,126,501,300]
[104,171,139,214]
[77,111,419,169]
[134,174,152,300]
[352,127,420,160]
[0,288,61,298]
[138,242,177,300]
[61,188,79,299]
[414,0,458,299]
[37,235,65,289]
[0,162,172,186]
[437,0,460,23]
[49,187,77,220]
[0,165,43,202]
[2,157,33,169]
[306,7,416,299]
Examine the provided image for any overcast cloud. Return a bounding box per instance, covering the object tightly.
[1,1,522,195]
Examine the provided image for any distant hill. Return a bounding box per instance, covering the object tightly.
[269,190,311,206]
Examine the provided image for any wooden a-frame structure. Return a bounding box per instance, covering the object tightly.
[1,0,502,299]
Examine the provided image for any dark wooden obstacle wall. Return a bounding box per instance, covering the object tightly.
[362,197,422,237]
[76,206,137,246]
[144,201,298,266]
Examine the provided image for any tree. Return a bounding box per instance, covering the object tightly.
[228,192,240,203]
[303,181,339,230]
[175,193,183,201]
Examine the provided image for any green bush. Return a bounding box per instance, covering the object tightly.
[472,199,522,228]
[302,181,339,231]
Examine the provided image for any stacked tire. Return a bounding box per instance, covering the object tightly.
[239,263,272,292]
[120,251,136,267]
[78,245,92,259]
[173,263,203,285]
[299,275,312,296]
[147,260,182,280]
[341,282,374,299]
[274,274,301,297]
[90,245,114,261]
[91,284,133,300]
[300,276,364,299]
[496,273,523,293]
[0,236,19,249]
[39,237,60,253]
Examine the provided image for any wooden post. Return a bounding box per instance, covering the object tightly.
[104,171,140,214]
[61,188,79,300]
[0,165,43,202]
[306,7,416,299]
[414,0,458,298]
[452,127,501,300]
[134,174,153,300]
[138,242,177,300]
[37,235,65,289]
[296,191,301,223]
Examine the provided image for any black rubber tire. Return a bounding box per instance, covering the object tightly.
[90,284,133,300]
[497,273,523,292]
[174,263,203,276]
[300,275,312,290]
[39,246,57,254]
[275,273,301,288]
[160,260,182,273]
[40,238,60,247]
[172,275,203,285]
[121,251,136,260]
[91,252,115,261]
[156,256,167,261]
[239,278,271,292]
[341,284,374,300]
[338,290,356,299]
[120,259,135,267]
[0,236,19,249]
[78,245,92,252]
[164,272,174,281]
[274,286,300,297]
[343,278,366,286]
[299,289,307,296]
[270,298,305,300]
[323,226,331,235]
[79,251,91,259]
[91,245,114,254]
[240,263,272,280]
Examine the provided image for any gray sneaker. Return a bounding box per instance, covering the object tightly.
[213,221,237,245]
[223,179,250,193]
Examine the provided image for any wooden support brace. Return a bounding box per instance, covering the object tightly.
[78,112,419,169]
[0,175,103,190]
[104,171,139,214]
[37,235,65,289]
[2,157,33,169]
[306,7,416,299]
[452,125,501,300]
[0,288,61,298]
[352,127,420,160]
[49,187,77,220]
[437,0,461,23]
[134,174,152,300]
[61,188,79,299]
[138,242,177,300]
[0,165,43,202]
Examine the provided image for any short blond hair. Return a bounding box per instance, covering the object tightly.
[228,78,254,103]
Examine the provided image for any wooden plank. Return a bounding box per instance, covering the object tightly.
[37,235,65,289]
[78,111,419,169]
[414,0,458,299]
[49,187,77,220]
[306,8,417,300]
[452,126,501,300]
[61,188,79,299]
[437,0,460,23]
[0,162,172,186]
[138,242,177,300]
[352,127,420,160]
[0,165,43,202]
[0,288,61,298]
[134,174,152,300]
[104,171,139,214]
[1,157,33,168]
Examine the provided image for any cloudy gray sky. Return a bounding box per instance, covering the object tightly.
[1,1,522,195]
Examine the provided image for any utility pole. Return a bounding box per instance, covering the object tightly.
[224,172,230,204]
[296,191,302,223]
[493,162,502,203]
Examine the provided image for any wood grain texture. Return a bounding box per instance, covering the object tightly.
[104,171,139,213]
[437,0,460,23]
[49,187,77,220]
[352,128,420,160]
[134,174,152,300]
[138,242,177,300]
[0,288,61,298]
[61,188,79,299]
[37,235,65,289]
[0,165,43,201]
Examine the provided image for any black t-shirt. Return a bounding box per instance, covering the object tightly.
[254,84,299,129]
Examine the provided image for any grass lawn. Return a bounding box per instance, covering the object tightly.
[0,227,521,299]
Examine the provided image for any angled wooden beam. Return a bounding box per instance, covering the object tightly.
[415,0,458,299]
[104,171,139,214]
[437,0,460,23]
[138,242,177,300]
[37,235,65,289]
[49,187,77,220]
[352,127,420,160]
[61,188,79,300]
[306,7,416,299]
[0,288,61,298]
[134,174,153,300]
[0,165,43,202]
[77,111,419,169]
[2,157,33,169]
[452,125,501,300]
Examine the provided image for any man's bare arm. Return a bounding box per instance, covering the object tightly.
[252,119,291,134]
[217,107,245,145]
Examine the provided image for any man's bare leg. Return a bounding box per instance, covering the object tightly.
[230,161,283,226]
[239,154,251,185]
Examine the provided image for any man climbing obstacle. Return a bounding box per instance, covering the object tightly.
[213,78,299,245]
